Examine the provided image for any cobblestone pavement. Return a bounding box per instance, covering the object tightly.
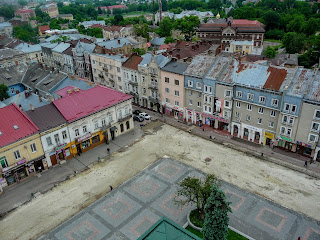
[41,158,320,240]
[134,107,320,177]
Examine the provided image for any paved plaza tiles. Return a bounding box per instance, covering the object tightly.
[41,158,320,240]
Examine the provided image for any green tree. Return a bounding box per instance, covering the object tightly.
[286,14,305,32]
[0,5,15,19]
[174,15,200,41]
[263,10,281,31]
[13,24,38,43]
[304,18,320,36]
[207,0,223,11]
[164,36,176,43]
[18,0,27,6]
[0,84,9,101]
[155,17,174,37]
[134,22,150,40]
[132,48,146,56]
[113,14,124,25]
[265,29,285,40]
[175,174,219,220]
[202,185,232,240]
[282,32,305,53]
[264,46,277,58]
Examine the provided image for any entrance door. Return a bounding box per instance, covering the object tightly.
[76,144,82,155]
[110,130,115,140]
[174,111,179,119]
[50,154,58,166]
[266,138,271,146]
[120,124,124,133]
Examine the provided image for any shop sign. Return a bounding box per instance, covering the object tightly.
[279,136,292,142]
[17,158,26,165]
[76,133,91,143]
[56,143,67,151]
[296,141,311,148]
[1,164,16,173]
[26,161,34,167]
[265,132,274,139]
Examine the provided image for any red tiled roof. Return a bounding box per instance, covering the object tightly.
[55,86,83,98]
[263,66,287,91]
[39,25,50,33]
[90,24,104,29]
[122,54,143,70]
[0,104,39,147]
[103,25,123,32]
[15,9,34,14]
[233,19,259,25]
[99,5,127,10]
[53,86,132,122]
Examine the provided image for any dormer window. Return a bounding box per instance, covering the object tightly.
[13,125,19,130]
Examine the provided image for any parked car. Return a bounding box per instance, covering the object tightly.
[133,115,144,122]
[133,110,142,115]
[139,112,151,120]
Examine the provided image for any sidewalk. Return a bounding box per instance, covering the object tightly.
[135,107,320,177]
[0,125,144,217]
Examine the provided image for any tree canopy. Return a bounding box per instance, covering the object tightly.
[13,24,38,43]
[0,84,9,101]
[174,15,200,41]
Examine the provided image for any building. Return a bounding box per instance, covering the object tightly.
[161,60,189,120]
[40,2,59,18]
[98,5,128,14]
[57,14,73,21]
[227,40,254,55]
[53,86,133,155]
[0,48,28,68]
[80,20,105,29]
[196,18,265,54]
[0,22,13,37]
[0,64,28,97]
[14,43,44,63]
[138,53,170,111]
[94,38,138,56]
[38,25,50,36]
[91,53,128,92]
[0,104,45,188]
[272,53,299,67]
[15,9,36,21]
[102,25,135,40]
[25,103,71,167]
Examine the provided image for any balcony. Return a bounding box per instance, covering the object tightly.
[149,96,159,103]
[129,80,138,86]
[103,67,108,72]
[148,83,158,90]
[100,123,111,132]
[130,91,138,97]
[98,73,104,79]
[119,114,132,121]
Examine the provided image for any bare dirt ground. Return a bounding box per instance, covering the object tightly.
[1,122,319,240]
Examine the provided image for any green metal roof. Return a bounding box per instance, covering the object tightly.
[138,216,202,240]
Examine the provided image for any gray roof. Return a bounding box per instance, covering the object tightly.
[40,42,59,49]
[74,41,96,55]
[80,20,105,26]
[96,38,133,49]
[25,103,66,132]
[0,64,28,86]
[91,53,128,62]
[52,42,71,53]
[0,22,12,29]
[286,68,314,98]
[151,37,165,46]
[184,55,216,78]
[305,71,320,102]
[14,43,42,53]
[50,77,94,100]
[139,53,170,68]
[0,48,24,60]
[2,91,49,111]
[44,34,93,43]
[161,60,189,75]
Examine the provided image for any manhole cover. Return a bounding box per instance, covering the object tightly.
[315,180,320,186]
[205,157,212,162]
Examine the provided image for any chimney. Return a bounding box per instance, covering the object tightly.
[30,104,34,111]
[24,91,28,98]
[118,39,120,44]
[177,54,181,59]
[39,96,42,102]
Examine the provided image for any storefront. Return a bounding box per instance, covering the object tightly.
[165,105,183,120]
[75,132,105,154]
[241,124,263,144]
[277,136,293,151]
[202,113,229,131]
[296,141,313,158]
[264,131,274,146]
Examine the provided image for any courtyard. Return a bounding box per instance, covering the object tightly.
[0,121,319,240]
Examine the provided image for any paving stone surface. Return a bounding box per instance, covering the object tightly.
[44,158,320,240]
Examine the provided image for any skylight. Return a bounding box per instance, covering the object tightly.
[13,125,19,130]
[0,131,2,135]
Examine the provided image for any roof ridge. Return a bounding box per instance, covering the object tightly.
[12,103,39,131]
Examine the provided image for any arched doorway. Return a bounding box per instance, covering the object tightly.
[243,128,249,140]
[233,125,238,137]
[254,132,260,143]
[126,121,130,130]
[120,123,124,133]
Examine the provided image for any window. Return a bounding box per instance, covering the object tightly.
[83,125,87,133]
[204,85,212,93]
[189,90,193,96]
[280,126,286,135]
[125,107,129,115]
[235,112,240,118]
[30,143,37,153]
[174,90,179,96]
[118,76,121,81]
[165,88,170,93]
[54,134,60,144]
[117,67,120,72]
[118,110,122,119]
[259,96,266,104]
[236,91,242,98]
[270,110,276,117]
[247,93,254,101]
[101,118,106,127]
[247,104,252,111]
[224,111,230,119]
[142,76,145,82]
[311,122,320,132]
[288,117,294,126]
[269,122,274,128]
[189,100,193,105]
[94,121,99,129]
[109,114,113,123]
[196,82,202,89]
[284,103,290,112]
[14,150,21,160]
[46,137,52,146]
[188,80,193,87]
[0,156,8,168]
[174,80,179,85]
[282,115,288,124]
[75,129,79,136]
[174,101,179,106]
[165,77,169,83]
[315,110,320,119]
[92,60,96,64]
[308,134,318,143]
[257,118,262,124]
[272,98,278,107]
[198,92,201,98]
[197,102,201,107]
[224,100,231,108]
[258,107,264,114]
[166,98,170,103]
[246,115,251,121]
[287,128,292,136]
[291,105,296,114]
[225,90,232,97]
[236,102,241,108]
[62,131,67,139]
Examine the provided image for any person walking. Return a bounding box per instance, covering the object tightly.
[107,148,110,154]
[109,185,113,191]
[304,161,308,167]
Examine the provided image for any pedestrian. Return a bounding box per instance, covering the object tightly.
[107,148,110,154]
[38,166,42,173]
[110,185,113,191]
[304,161,308,167]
